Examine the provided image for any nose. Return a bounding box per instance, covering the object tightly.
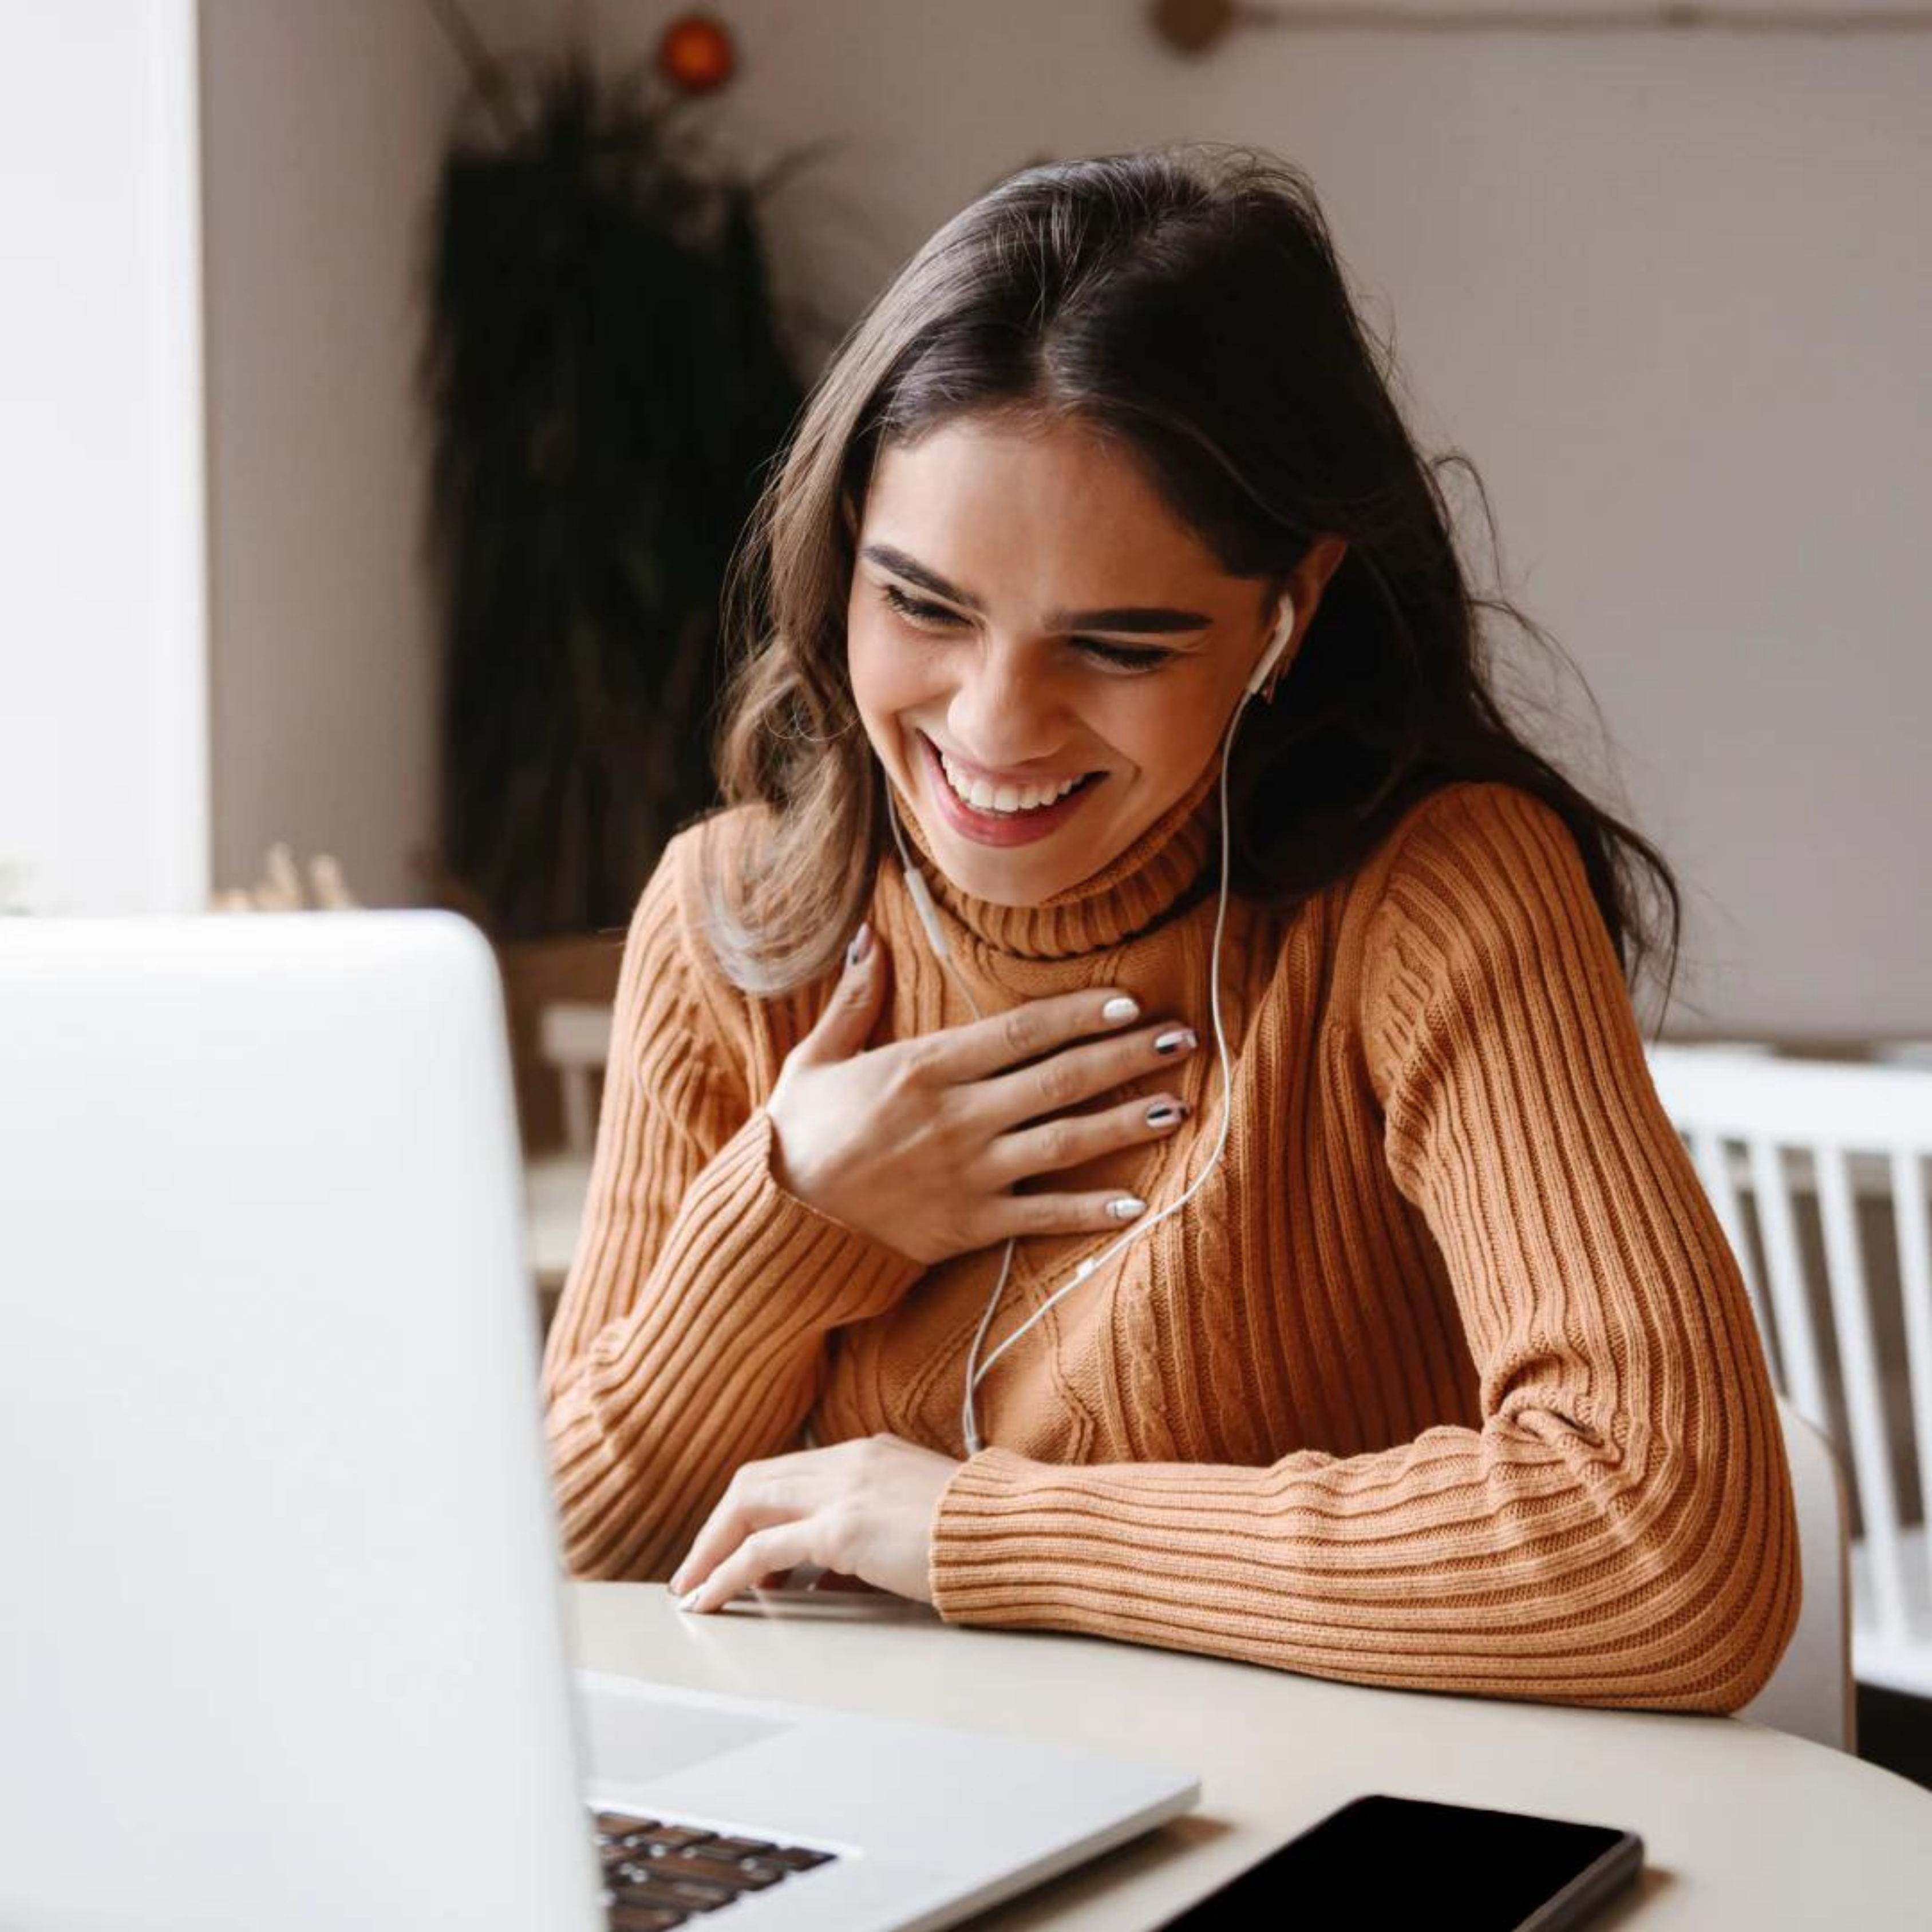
[942,647,1077,775]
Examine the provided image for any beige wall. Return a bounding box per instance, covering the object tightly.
[198,0,476,909]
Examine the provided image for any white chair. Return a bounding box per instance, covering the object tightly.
[539,999,615,1156]
[1736,1396,1854,1751]
[523,1000,613,1295]
[1647,1044,1932,1715]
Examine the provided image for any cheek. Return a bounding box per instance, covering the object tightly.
[1082,677,1219,761]
[847,613,936,725]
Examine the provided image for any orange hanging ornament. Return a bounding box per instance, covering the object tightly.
[656,13,737,94]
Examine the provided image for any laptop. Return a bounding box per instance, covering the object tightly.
[0,911,1200,1931]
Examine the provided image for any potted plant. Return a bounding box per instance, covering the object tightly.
[417,10,812,1148]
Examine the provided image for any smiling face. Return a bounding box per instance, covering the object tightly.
[847,412,1333,907]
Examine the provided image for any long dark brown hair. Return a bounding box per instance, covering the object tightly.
[701,142,1684,1032]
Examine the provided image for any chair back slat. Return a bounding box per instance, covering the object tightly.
[1889,1149,1932,1625]
[1689,1127,1768,1336]
[1745,1137,1832,1431]
[1814,1145,1910,1641]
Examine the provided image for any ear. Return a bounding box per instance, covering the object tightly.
[1287,535,1348,638]
[1255,536,1349,702]
[1271,535,1349,679]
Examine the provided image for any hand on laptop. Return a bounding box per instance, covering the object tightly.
[667,1431,962,1613]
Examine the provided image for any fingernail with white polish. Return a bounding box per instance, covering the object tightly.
[678,1587,703,1611]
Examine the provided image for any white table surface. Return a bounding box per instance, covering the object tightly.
[565,1581,1932,1929]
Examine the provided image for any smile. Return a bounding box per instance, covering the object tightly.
[916,731,1107,848]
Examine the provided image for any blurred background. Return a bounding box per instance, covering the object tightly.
[9,0,1931,1025]
[3,0,1929,1772]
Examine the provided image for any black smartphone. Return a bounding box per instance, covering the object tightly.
[1153,1793,1643,1930]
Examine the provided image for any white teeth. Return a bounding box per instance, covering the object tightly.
[937,746,1085,814]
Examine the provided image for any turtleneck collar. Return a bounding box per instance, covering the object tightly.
[885,748,1226,961]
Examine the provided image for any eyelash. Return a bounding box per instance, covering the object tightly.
[875,582,1173,673]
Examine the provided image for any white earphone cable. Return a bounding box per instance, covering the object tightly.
[879,595,1293,1456]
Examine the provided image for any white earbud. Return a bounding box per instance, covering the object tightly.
[880,588,1299,1455]
[1244,592,1298,700]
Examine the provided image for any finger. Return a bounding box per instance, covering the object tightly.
[976,1018,1190,1138]
[788,922,888,1066]
[985,1088,1187,1186]
[679,1520,821,1614]
[669,1471,814,1597]
[927,986,1143,1085]
[981,1184,1150,1244]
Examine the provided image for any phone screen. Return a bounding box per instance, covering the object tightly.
[1154,1794,1643,1931]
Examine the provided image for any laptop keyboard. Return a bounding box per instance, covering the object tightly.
[591,1808,839,1926]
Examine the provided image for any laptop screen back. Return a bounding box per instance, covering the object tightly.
[0,912,603,1932]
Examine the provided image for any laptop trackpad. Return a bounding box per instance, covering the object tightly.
[575,1674,796,1783]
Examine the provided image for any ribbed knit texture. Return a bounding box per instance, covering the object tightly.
[540,775,1800,1713]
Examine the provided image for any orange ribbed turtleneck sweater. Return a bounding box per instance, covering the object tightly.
[540,762,1800,1713]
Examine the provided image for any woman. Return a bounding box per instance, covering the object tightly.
[540,144,1799,1713]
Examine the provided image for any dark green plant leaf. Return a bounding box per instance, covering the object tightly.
[420,35,817,939]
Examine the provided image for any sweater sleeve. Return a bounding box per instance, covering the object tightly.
[540,829,928,1581]
[926,783,1801,1713]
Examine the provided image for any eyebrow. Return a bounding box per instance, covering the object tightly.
[859,543,1214,637]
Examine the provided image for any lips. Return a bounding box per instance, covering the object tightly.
[921,732,1100,801]
[915,729,1107,848]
